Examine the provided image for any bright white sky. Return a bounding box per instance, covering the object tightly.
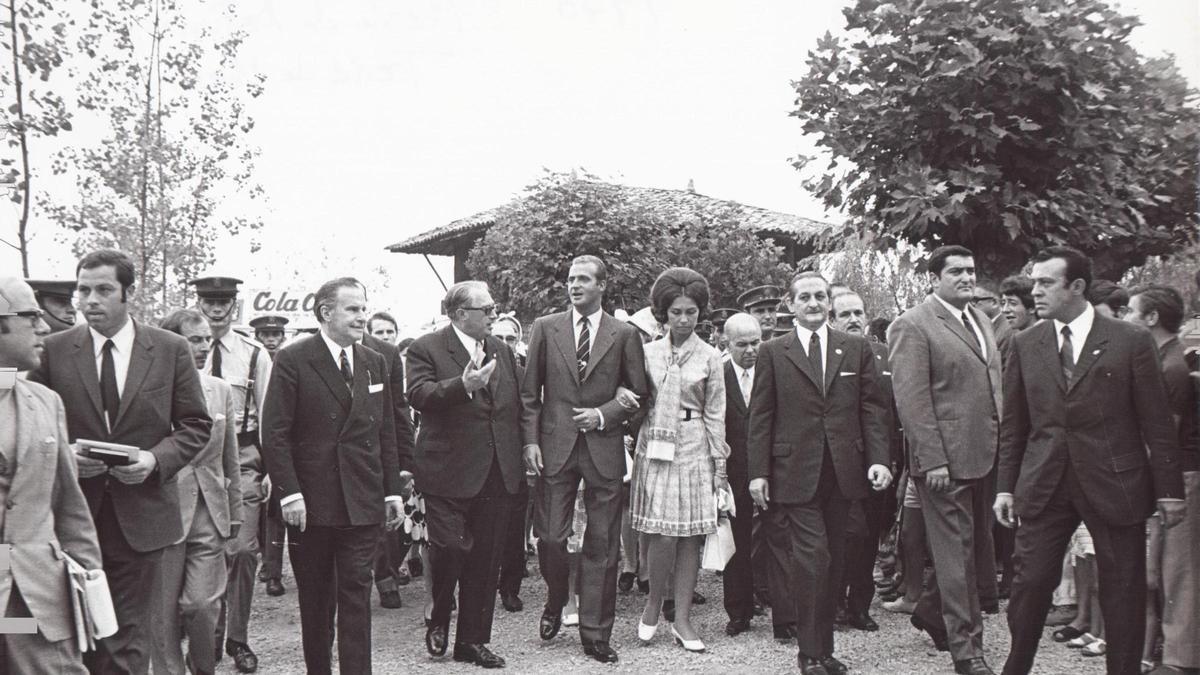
[8,0,1198,330]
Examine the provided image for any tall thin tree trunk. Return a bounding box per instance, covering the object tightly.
[8,0,32,276]
[137,0,161,291]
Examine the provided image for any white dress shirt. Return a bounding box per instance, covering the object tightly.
[571,307,603,352]
[1052,302,1094,365]
[732,363,754,405]
[934,293,987,358]
[795,322,830,373]
[90,318,135,397]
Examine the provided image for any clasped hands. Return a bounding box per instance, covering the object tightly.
[73,443,157,484]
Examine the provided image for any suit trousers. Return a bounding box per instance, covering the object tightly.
[722,486,757,622]
[498,486,529,598]
[841,488,889,614]
[259,495,284,581]
[426,491,511,644]
[372,526,404,594]
[220,460,263,645]
[534,435,623,642]
[152,505,227,675]
[761,464,849,659]
[1160,470,1200,669]
[288,522,378,675]
[85,493,163,675]
[0,584,87,675]
[1002,464,1147,675]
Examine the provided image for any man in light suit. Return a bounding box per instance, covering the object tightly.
[749,272,892,675]
[995,248,1185,675]
[260,277,408,675]
[151,309,242,675]
[888,245,1002,675]
[29,250,212,675]
[522,255,648,664]
[407,281,524,668]
[0,277,103,674]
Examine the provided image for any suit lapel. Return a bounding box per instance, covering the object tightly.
[346,344,372,422]
[1035,322,1068,393]
[445,326,471,371]
[115,323,154,428]
[929,297,985,363]
[783,330,822,391]
[583,313,616,381]
[1068,317,1110,392]
[483,336,503,398]
[824,329,848,393]
[71,327,105,421]
[552,313,581,385]
[724,362,748,414]
[308,337,352,411]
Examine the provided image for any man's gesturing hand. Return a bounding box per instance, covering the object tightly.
[461,359,497,393]
[523,444,543,476]
[283,497,307,532]
[749,478,770,511]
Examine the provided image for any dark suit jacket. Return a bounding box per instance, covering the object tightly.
[521,311,648,481]
[997,314,1184,526]
[406,326,523,499]
[29,322,211,552]
[261,334,404,527]
[724,362,751,493]
[362,334,416,466]
[748,328,891,504]
[869,341,903,469]
[889,297,1003,480]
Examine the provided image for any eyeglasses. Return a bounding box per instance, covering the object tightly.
[970,296,997,305]
[11,309,44,319]
[462,305,498,315]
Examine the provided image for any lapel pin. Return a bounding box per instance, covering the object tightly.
[1092,349,1101,355]
[835,348,843,355]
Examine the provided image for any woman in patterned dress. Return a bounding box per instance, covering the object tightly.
[628,267,730,652]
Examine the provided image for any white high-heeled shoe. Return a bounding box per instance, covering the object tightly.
[671,625,706,653]
[637,619,658,642]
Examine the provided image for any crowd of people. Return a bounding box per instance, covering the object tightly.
[0,244,1196,675]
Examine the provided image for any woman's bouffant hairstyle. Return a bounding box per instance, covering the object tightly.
[649,267,710,324]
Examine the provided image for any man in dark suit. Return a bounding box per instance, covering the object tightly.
[888,245,1003,675]
[521,255,648,664]
[995,247,1185,675]
[362,330,416,609]
[830,289,901,633]
[749,272,892,675]
[29,249,211,674]
[260,277,408,675]
[406,281,524,669]
[720,313,762,638]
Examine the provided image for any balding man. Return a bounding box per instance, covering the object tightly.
[721,313,763,637]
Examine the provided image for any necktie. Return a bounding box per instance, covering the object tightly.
[474,341,485,368]
[1060,325,1075,382]
[576,317,591,377]
[339,349,353,392]
[210,341,223,379]
[100,339,120,430]
[961,311,982,354]
[809,331,824,395]
[740,369,752,405]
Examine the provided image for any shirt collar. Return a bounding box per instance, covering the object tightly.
[213,329,237,351]
[571,307,603,329]
[732,361,754,378]
[933,293,971,319]
[794,321,828,347]
[319,327,353,365]
[1053,302,1095,341]
[90,317,135,357]
[451,324,484,357]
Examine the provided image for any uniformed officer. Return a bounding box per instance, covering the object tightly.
[738,285,783,337]
[249,315,288,357]
[24,279,77,333]
[709,307,738,352]
[192,275,271,674]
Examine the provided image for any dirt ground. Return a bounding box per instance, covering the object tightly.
[215,555,1107,674]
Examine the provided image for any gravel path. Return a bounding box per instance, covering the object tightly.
[217,556,1108,674]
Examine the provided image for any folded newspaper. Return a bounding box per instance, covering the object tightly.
[63,552,117,652]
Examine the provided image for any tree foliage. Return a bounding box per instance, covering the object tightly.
[813,237,929,318]
[791,0,1200,281]
[467,171,792,320]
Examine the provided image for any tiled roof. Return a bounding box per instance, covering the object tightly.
[386,180,831,256]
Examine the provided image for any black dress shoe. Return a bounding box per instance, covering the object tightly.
[380,590,402,609]
[773,623,797,643]
[834,605,849,625]
[500,592,523,612]
[798,654,830,675]
[725,617,751,636]
[910,614,950,652]
[538,610,562,640]
[265,578,285,597]
[847,611,879,632]
[408,556,424,578]
[618,572,636,593]
[425,624,448,657]
[753,602,767,617]
[821,655,849,675]
[582,640,619,663]
[225,640,258,674]
[453,643,505,669]
[954,657,996,675]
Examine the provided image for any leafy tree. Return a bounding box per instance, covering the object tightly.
[467,171,792,320]
[791,0,1199,281]
[815,237,929,318]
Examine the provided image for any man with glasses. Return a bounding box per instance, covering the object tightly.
[25,279,78,334]
[972,282,1012,368]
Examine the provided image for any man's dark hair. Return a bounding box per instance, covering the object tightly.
[160,308,208,336]
[368,311,398,334]
[1131,284,1185,334]
[1031,246,1092,293]
[787,270,831,301]
[927,245,974,277]
[867,317,891,344]
[312,277,365,323]
[570,255,608,283]
[999,275,1035,310]
[1086,279,1129,315]
[77,249,136,301]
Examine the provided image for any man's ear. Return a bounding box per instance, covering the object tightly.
[123,284,136,303]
